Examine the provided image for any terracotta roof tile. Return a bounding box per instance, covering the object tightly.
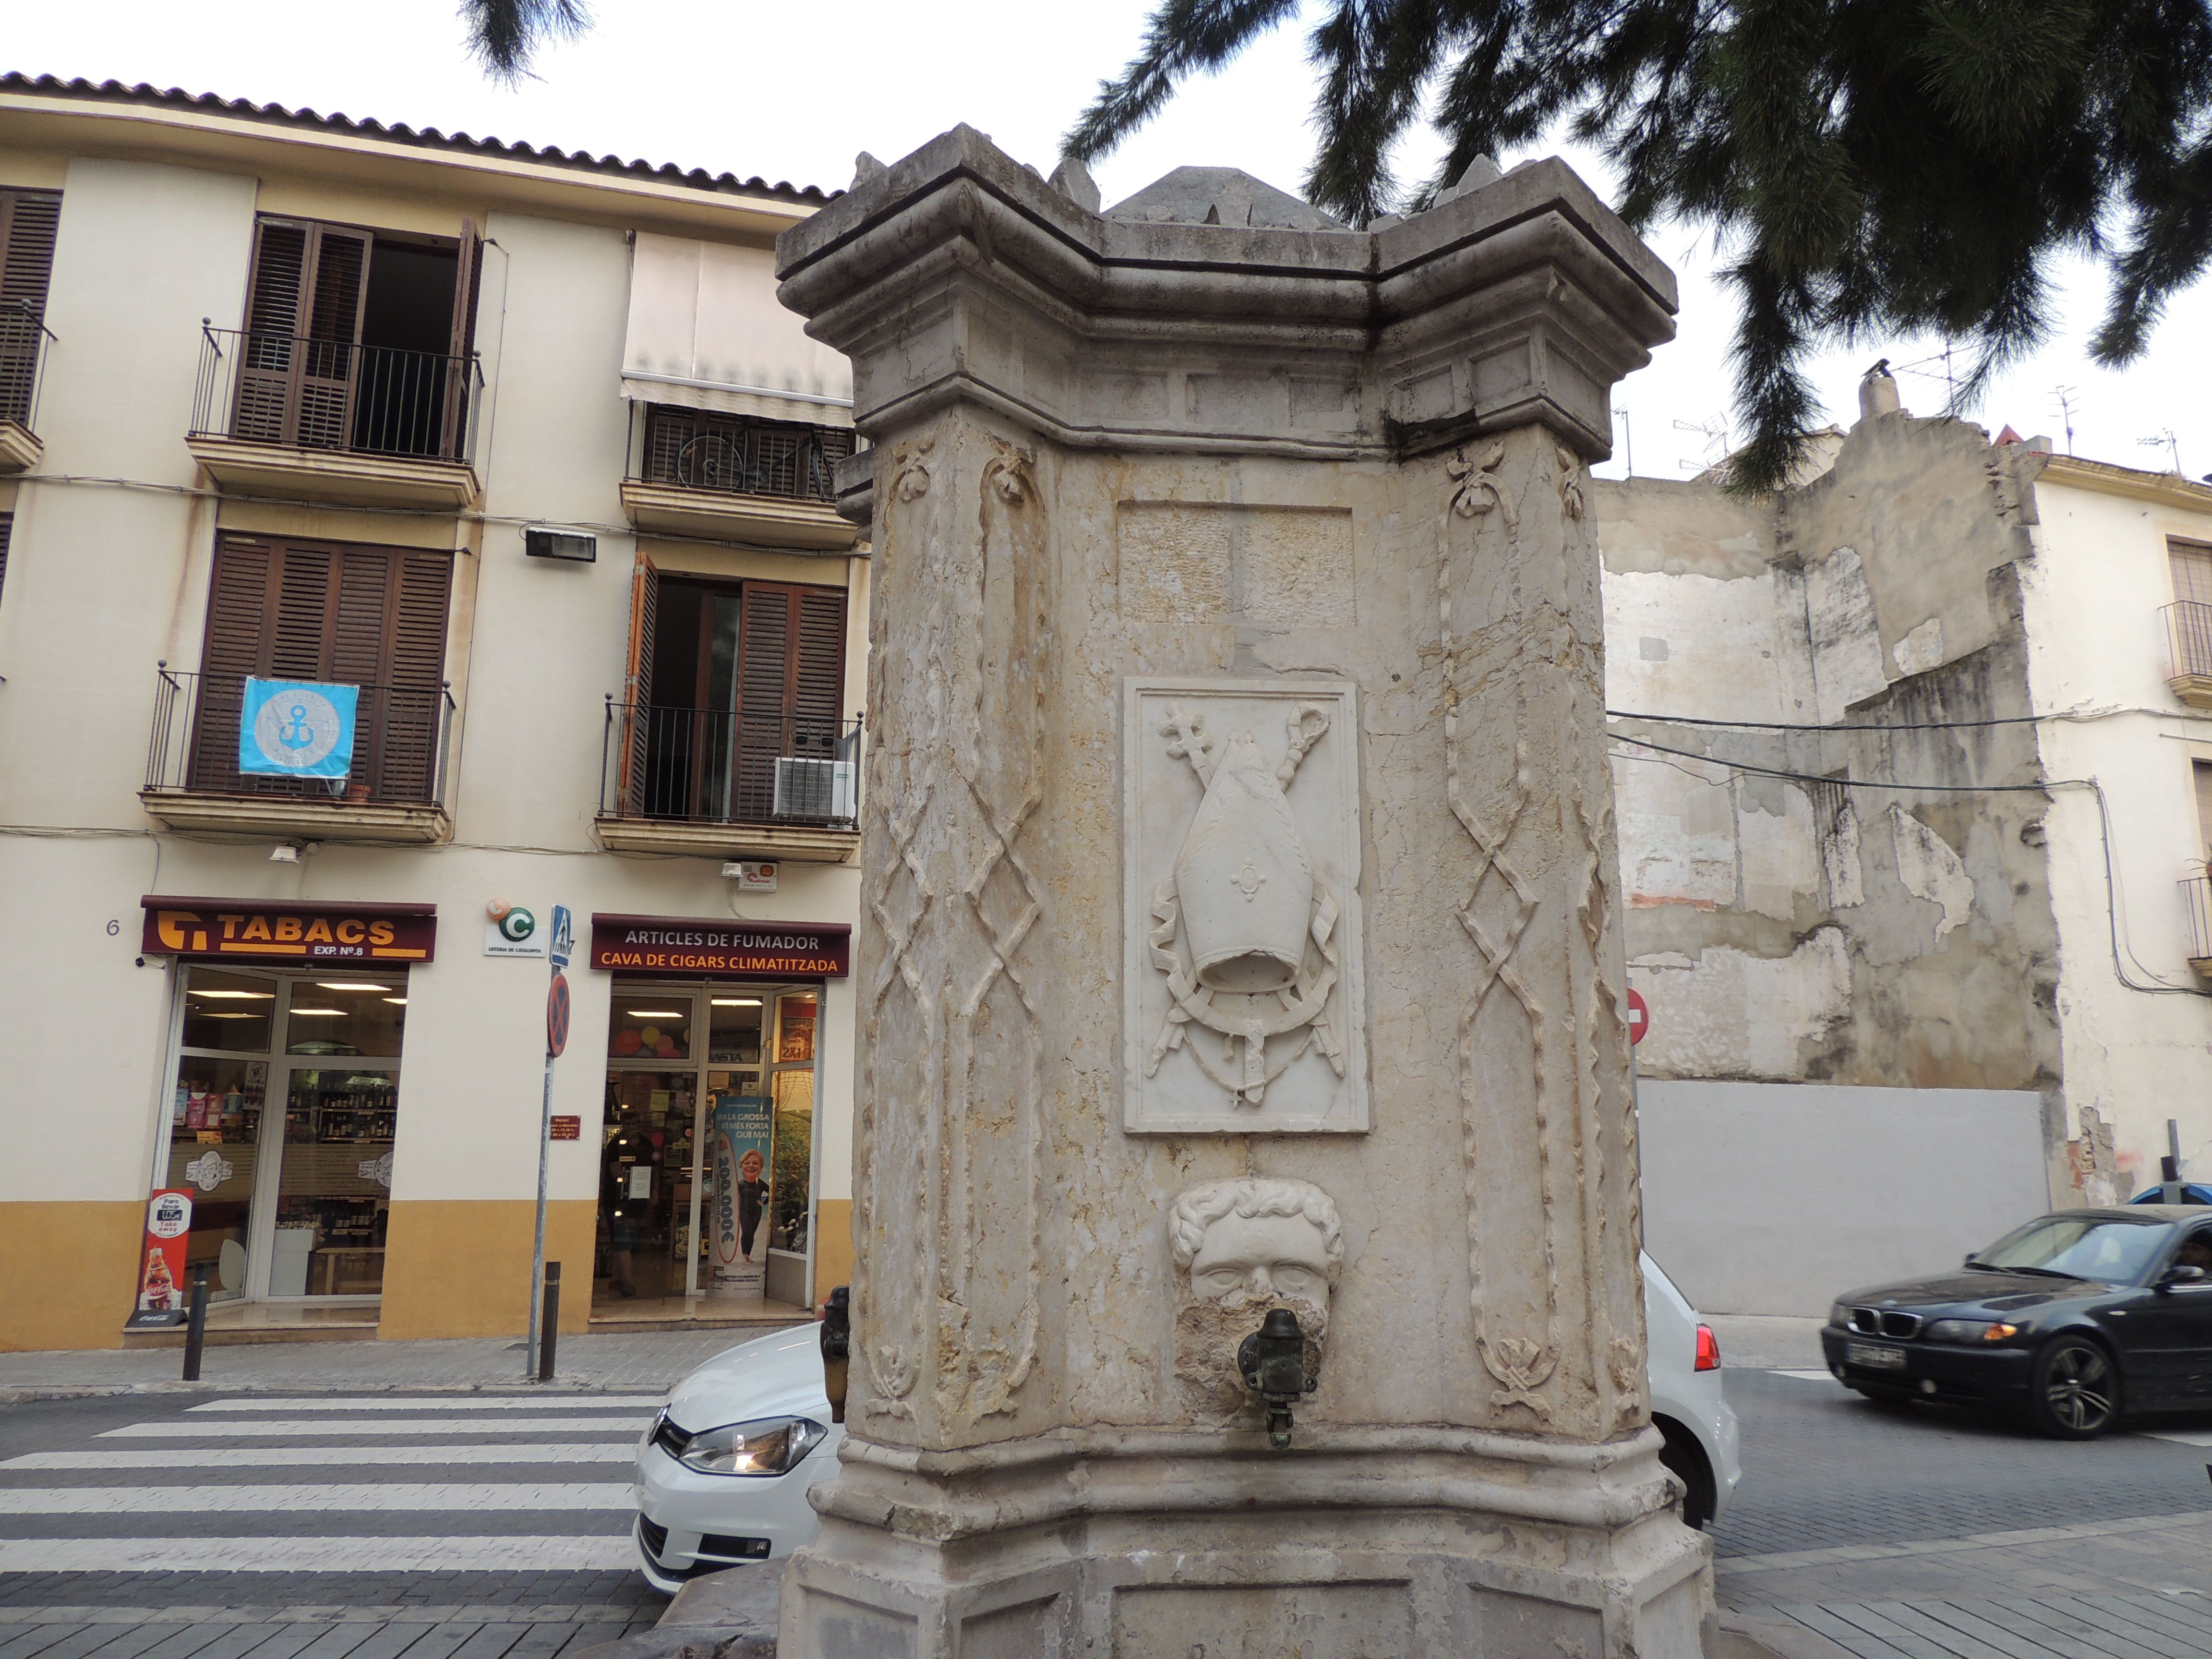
[0,72,836,206]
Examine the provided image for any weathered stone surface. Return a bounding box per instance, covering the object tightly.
[773,128,1698,1658]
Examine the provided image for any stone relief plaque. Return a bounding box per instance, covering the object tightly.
[1123,676,1368,1133]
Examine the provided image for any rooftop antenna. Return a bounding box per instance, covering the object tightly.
[2139,428,2183,474]
[1672,414,1730,473]
[1613,406,1634,478]
[2051,386,2079,456]
[1891,343,1959,409]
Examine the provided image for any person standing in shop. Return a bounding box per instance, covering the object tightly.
[601,1121,652,1299]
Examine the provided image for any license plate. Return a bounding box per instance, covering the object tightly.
[1847,1341,1907,1369]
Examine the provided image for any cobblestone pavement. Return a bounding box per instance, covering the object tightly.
[1715,1368,2212,1657]
[0,1329,802,1405]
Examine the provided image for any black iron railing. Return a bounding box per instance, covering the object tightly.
[2165,602,2212,686]
[0,299,56,434]
[629,404,853,504]
[600,702,862,827]
[191,326,483,465]
[147,668,456,808]
[2183,876,2212,963]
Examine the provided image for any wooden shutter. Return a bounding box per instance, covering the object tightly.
[379,552,454,800]
[441,219,483,458]
[235,219,370,449]
[2174,541,2212,605]
[730,582,847,817]
[0,190,61,427]
[621,552,660,814]
[735,585,794,816]
[189,534,451,800]
[189,537,278,793]
[794,588,846,745]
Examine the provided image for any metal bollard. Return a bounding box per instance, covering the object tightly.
[181,1263,212,1382]
[537,1262,561,1383]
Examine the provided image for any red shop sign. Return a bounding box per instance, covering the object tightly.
[141,896,437,965]
[589,914,850,979]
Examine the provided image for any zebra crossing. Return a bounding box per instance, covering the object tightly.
[0,1392,670,1659]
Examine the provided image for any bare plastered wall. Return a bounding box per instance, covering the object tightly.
[1601,413,2066,1196]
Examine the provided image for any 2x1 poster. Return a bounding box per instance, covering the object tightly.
[709,1094,772,1296]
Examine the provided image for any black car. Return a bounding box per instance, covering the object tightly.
[1820,1206,2212,1439]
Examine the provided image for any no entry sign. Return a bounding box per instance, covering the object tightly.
[1626,988,1649,1046]
[546,971,572,1058]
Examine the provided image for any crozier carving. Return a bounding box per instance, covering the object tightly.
[1168,1177,1342,1422]
[1124,678,1368,1133]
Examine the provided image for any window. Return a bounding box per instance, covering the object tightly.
[0,513,11,613]
[225,216,481,459]
[0,188,60,429]
[189,533,453,802]
[619,555,849,823]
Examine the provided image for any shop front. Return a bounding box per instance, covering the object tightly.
[136,897,434,1318]
[589,914,849,1318]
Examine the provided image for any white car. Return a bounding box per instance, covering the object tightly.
[632,1322,844,1593]
[1642,1250,1742,1529]
[632,1256,1740,1587]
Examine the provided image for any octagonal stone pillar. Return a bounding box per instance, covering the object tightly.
[774,127,1699,1659]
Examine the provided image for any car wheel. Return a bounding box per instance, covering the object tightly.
[1653,1418,1714,1530]
[2028,1336,2121,1439]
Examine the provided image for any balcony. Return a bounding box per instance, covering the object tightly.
[142,668,456,843]
[596,702,862,862]
[0,300,55,472]
[620,405,860,551]
[187,326,482,510]
[2165,602,2212,709]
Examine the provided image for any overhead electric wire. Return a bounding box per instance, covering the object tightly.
[1608,735,2207,999]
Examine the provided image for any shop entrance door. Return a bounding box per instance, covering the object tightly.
[163,966,406,1305]
[763,988,820,1310]
[599,979,816,1312]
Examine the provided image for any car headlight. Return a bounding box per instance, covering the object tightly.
[1829,1302,1851,1328]
[676,1416,827,1477]
[1926,1319,2019,1344]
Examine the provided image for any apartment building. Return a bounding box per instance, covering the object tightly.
[0,75,868,1350]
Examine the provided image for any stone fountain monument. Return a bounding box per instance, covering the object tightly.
[774,129,1698,1657]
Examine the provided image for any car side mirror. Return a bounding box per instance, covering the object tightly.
[1962,1252,1977,1267]
[2159,1264,2206,1291]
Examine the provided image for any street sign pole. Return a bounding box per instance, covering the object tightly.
[526,906,574,1381]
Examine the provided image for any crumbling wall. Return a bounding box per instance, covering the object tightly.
[1601,415,2065,1190]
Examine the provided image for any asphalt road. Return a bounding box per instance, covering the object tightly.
[1,1369,2210,1658]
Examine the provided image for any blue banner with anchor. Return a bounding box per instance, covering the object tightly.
[239,677,360,779]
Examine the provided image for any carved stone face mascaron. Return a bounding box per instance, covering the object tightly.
[1187,1212,1334,1303]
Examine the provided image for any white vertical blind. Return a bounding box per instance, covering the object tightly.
[621,232,854,428]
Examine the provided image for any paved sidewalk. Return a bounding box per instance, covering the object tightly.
[0,1328,805,1402]
[1720,1512,2212,1657]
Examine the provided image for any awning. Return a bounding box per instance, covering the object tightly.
[621,232,854,428]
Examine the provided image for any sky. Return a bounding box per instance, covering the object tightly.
[11,0,2207,481]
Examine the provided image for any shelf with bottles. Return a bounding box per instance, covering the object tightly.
[277,1194,387,1250]
[286,1074,399,1145]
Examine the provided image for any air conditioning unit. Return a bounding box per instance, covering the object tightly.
[773,757,857,822]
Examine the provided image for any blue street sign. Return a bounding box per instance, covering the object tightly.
[240,678,358,779]
[549,905,574,970]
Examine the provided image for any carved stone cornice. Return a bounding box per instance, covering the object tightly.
[776,126,1676,460]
